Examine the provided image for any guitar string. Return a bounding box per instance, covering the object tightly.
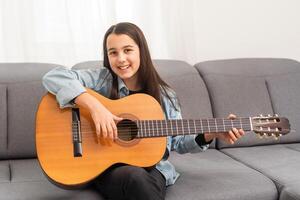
[72,124,279,138]
[74,118,253,128]
[75,121,253,128]
[72,123,253,132]
[72,120,253,134]
[74,123,254,134]
[68,118,275,138]
[69,125,254,139]
[71,129,278,141]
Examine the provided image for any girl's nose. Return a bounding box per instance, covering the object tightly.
[117,53,126,63]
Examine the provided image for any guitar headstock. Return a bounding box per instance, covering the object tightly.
[251,114,290,140]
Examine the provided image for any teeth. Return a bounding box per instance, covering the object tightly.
[119,65,129,70]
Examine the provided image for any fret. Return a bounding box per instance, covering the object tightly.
[215,118,224,133]
[222,118,226,132]
[187,120,190,135]
[185,119,189,135]
[181,119,185,135]
[163,120,168,136]
[239,118,243,130]
[156,120,159,136]
[201,119,207,133]
[249,117,253,131]
[155,120,158,136]
[170,120,174,136]
[200,119,203,133]
[151,120,155,137]
[142,120,146,137]
[139,121,143,137]
[144,120,149,137]
[143,120,146,137]
[208,119,216,133]
[207,119,211,132]
[193,120,197,134]
[225,119,231,131]
[234,119,240,129]
[148,120,151,137]
[158,120,161,136]
[175,120,178,136]
[152,120,156,137]
[137,120,144,137]
[153,120,157,137]
[243,118,248,130]
[160,120,163,136]
[215,118,218,132]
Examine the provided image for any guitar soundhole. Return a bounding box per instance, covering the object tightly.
[117,119,138,141]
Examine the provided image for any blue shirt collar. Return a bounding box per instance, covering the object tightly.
[117,77,129,97]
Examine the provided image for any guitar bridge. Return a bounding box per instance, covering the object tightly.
[72,108,82,157]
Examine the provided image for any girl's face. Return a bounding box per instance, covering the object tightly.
[106,33,141,90]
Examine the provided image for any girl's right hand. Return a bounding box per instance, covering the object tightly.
[90,103,123,141]
[75,92,123,141]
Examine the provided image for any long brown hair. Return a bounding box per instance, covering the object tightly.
[103,22,177,109]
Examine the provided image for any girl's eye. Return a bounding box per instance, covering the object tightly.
[109,51,117,56]
[124,49,132,53]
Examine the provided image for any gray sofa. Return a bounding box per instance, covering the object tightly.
[0,58,299,200]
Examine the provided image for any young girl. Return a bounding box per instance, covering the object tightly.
[42,22,245,200]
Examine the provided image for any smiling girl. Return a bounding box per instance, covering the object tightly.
[42,22,244,200]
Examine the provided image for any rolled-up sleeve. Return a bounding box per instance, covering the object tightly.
[42,66,109,108]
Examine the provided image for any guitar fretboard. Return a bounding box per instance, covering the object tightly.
[136,118,252,138]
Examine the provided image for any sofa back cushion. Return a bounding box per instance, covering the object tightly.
[0,85,7,158]
[0,63,62,159]
[195,58,300,148]
[7,82,47,158]
[266,73,300,144]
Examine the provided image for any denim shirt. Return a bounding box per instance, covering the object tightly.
[42,66,209,186]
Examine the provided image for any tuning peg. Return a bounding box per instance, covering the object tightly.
[274,134,279,140]
[263,133,267,138]
[268,114,272,117]
[260,114,264,117]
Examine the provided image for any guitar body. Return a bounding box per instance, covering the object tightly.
[36,89,166,188]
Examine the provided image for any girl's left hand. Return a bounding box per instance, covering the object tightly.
[217,114,245,144]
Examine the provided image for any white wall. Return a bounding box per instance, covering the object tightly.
[0,0,299,66]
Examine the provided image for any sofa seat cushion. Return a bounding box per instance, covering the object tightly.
[221,144,300,192]
[0,161,9,183]
[0,159,103,200]
[166,149,277,200]
[280,183,300,200]
[284,143,300,152]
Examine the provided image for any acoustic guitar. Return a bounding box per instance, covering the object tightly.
[35,88,290,188]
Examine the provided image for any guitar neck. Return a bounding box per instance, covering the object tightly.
[136,117,252,138]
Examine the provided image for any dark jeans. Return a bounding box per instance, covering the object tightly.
[94,165,166,200]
